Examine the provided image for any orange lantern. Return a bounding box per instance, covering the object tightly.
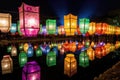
[58,26,65,35]
[69,42,76,52]
[95,23,102,35]
[95,47,102,59]
[101,46,106,56]
[102,23,108,34]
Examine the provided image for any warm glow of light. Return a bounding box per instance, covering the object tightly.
[32,75,36,80]
[0,19,7,25]
[4,64,8,68]
[67,64,70,67]
[28,18,36,26]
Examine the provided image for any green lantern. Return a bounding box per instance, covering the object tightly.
[36,48,42,57]
[46,51,56,67]
[46,19,56,34]
[79,51,89,67]
[79,18,90,34]
[85,40,90,48]
[17,21,22,36]
[39,24,42,34]
[7,46,12,53]
[19,43,24,51]
[19,51,27,67]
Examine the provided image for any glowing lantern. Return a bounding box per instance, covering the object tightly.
[10,23,17,34]
[1,55,13,74]
[22,61,40,80]
[85,40,90,48]
[46,19,56,34]
[27,47,34,57]
[64,54,77,77]
[46,51,56,67]
[95,23,102,35]
[79,18,90,34]
[0,13,11,33]
[58,26,65,35]
[24,43,29,52]
[19,43,24,51]
[63,41,69,52]
[57,43,62,50]
[79,51,89,67]
[88,22,96,35]
[64,13,77,36]
[36,48,42,57]
[7,46,12,53]
[11,46,17,56]
[110,44,115,52]
[69,42,76,52]
[101,46,106,56]
[34,44,38,50]
[60,47,65,55]
[90,41,95,48]
[41,26,47,35]
[77,43,84,50]
[87,47,95,61]
[19,3,39,37]
[19,51,27,67]
[115,27,120,35]
[102,23,108,34]
[52,46,58,56]
[95,47,102,59]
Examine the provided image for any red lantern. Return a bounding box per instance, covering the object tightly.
[95,23,102,35]
[101,46,106,56]
[63,41,70,52]
[95,47,102,59]
[77,43,84,50]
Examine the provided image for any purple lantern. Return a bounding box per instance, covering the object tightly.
[22,61,40,80]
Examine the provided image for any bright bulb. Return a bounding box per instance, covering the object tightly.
[4,64,8,68]
[50,58,53,61]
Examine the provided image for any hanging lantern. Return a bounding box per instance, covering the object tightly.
[19,43,24,51]
[115,27,120,35]
[64,54,77,77]
[101,46,106,56]
[110,44,115,52]
[90,41,95,48]
[0,13,11,33]
[7,46,12,53]
[102,23,108,35]
[95,23,102,35]
[79,51,89,67]
[19,3,40,37]
[77,42,84,50]
[34,44,38,50]
[60,47,65,55]
[10,23,17,34]
[24,43,29,52]
[95,47,102,59]
[46,19,56,34]
[11,46,17,56]
[57,43,62,50]
[22,61,40,80]
[35,48,42,57]
[64,13,77,36]
[63,41,70,52]
[87,47,95,61]
[52,46,58,56]
[84,40,90,48]
[27,46,34,57]
[46,51,56,67]
[69,42,76,52]
[105,43,111,54]
[88,22,96,35]
[58,26,65,35]
[1,55,13,74]
[79,18,90,34]
[19,51,27,67]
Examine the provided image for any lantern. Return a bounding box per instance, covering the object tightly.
[27,46,34,57]
[41,26,47,35]
[46,19,56,34]
[1,55,13,74]
[10,23,17,34]
[19,3,40,37]
[46,51,56,67]
[60,47,65,55]
[22,61,40,80]
[115,27,120,35]
[0,13,11,33]
[84,40,90,48]
[11,46,17,56]
[63,41,69,52]
[24,43,29,52]
[79,51,89,67]
[90,41,95,48]
[64,54,77,77]
[77,42,84,50]
[36,48,42,57]
[19,43,24,51]
[101,46,106,56]
[19,51,27,67]
[95,23,102,35]
[102,23,108,35]
[88,22,96,35]
[79,18,90,34]
[64,13,77,36]
[95,47,102,59]
[57,43,62,50]
[52,46,58,56]
[7,46,12,53]
[69,42,76,52]
[58,26,65,35]
[87,47,95,61]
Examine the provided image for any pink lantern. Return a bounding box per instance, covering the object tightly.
[19,3,40,37]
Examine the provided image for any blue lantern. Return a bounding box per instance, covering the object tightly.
[10,23,17,34]
[52,46,58,56]
[27,47,34,57]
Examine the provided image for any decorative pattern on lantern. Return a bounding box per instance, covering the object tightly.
[19,51,27,67]
[64,54,77,77]
[36,48,42,57]
[11,46,17,56]
[79,18,90,34]
[0,13,11,33]
[27,46,34,57]
[22,61,40,80]
[64,13,77,36]
[1,55,13,74]
[10,23,17,34]
[88,22,96,35]
[79,51,89,67]
[58,26,65,35]
[87,47,95,61]
[19,3,39,37]
[46,19,56,34]
[46,51,56,67]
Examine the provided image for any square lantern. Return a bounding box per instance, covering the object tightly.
[79,51,89,67]
[11,46,17,56]
[22,61,40,80]
[88,22,96,35]
[19,51,27,67]
[79,18,89,34]
[46,51,56,67]
[0,13,11,33]
[46,19,56,34]
[95,47,103,59]
[10,23,17,34]
[19,3,40,37]
[64,13,77,36]
[64,54,77,77]
[95,23,102,35]
[1,55,13,74]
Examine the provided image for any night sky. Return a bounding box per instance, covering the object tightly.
[0,0,120,25]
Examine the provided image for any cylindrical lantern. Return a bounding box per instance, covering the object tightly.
[46,51,56,67]
[87,47,95,61]
[27,46,34,57]
[1,55,13,74]
[79,51,89,67]
[0,13,11,33]
[35,48,42,57]
[22,61,40,80]
[64,54,77,77]
[88,22,96,35]
[11,46,17,56]
[10,23,17,34]
[64,13,77,36]
[19,51,27,67]
[19,3,40,37]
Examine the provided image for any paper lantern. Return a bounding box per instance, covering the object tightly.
[95,23,102,35]
[19,3,40,37]
[46,19,56,34]
[77,42,84,50]
[115,27,120,35]
[19,51,27,67]
[52,46,58,56]
[69,42,76,52]
[0,13,11,33]
[58,26,65,35]
[36,48,42,57]
[22,61,40,80]
[10,23,17,34]
[102,23,108,34]
[88,22,96,35]
[27,46,34,57]
[64,54,77,77]
[46,51,56,67]
[101,46,107,56]
[79,18,90,34]
[19,43,24,51]
[85,40,90,48]
[41,26,47,35]
[57,43,62,50]
[87,47,95,61]
[90,41,95,48]
[7,46,12,53]
[24,43,29,52]
[11,46,17,56]
[79,51,89,67]
[63,41,70,52]
[64,13,77,36]
[95,47,102,59]
[1,55,13,74]
[60,47,65,55]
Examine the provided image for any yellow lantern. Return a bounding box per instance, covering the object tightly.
[88,22,96,35]
[64,13,77,36]
[64,54,77,77]
[87,47,95,61]
[90,41,95,48]
[115,27,120,35]
[57,43,62,50]
[24,43,29,52]
[0,13,11,33]
[1,55,13,74]
[11,46,17,56]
